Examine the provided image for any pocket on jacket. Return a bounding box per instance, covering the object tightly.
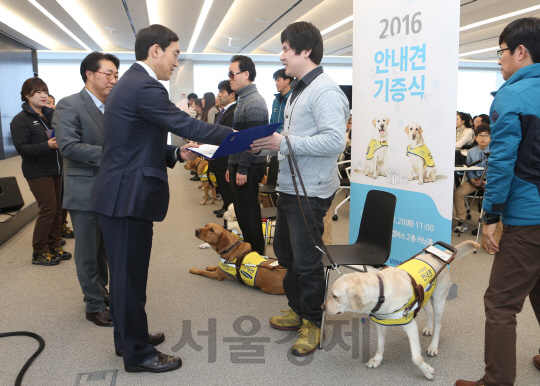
[65,167,95,176]
[142,167,168,182]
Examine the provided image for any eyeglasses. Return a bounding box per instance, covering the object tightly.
[497,46,530,59]
[94,71,119,81]
[228,70,244,79]
[477,134,490,138]
[166,50,180,61]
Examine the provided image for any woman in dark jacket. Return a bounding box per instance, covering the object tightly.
[10,77,71,265]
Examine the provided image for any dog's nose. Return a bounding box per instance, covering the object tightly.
[195,229,199,236]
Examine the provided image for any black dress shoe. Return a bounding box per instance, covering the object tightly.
[216,208,227,218]
[190,175,200,181]
[124,351,182,373]
[86,309,114,327]
[213,208,224,214]
[115,332,165,356]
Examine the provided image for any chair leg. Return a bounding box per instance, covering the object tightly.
[333,191,351,218]
[319,267,332,349]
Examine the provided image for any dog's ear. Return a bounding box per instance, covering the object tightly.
[347,284,364,311]
[404,125,409,135]
[419,125,423,134]
[215,228,231,253]
[386,117,390,126]
[372,118,376,127]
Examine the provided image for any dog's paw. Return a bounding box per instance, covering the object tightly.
[422,327,433,336]
[420,363,435,380]
[200,201,207,205]
[418,180,424,185]
[366,358,382,368]
[426,346,438,357]
[188,268,198,274]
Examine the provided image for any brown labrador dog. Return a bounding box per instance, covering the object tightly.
[190,223,285,295]
[184,158,216,205]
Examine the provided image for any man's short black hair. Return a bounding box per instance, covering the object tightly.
[135,24,179,61]
[273,68,294,82]
[187,93,198,100]
[478,114,490,125]
[281,21,324,65]
[475,124,491,136]
[218,80,237,100]
[499,17,540,63]
[80,51,120,83]
[230,55,256,81]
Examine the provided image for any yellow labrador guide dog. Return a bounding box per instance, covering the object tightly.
[323,240,478,380]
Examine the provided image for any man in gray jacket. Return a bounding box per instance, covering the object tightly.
[251,21,349,356]
[54,52,119,327]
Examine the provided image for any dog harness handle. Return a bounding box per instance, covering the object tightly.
[371,275,386,313]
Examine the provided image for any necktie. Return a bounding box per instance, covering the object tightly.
[216,108,225,123]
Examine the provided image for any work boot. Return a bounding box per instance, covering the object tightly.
[269,309,302,331]
[32,251,61,266]
[50,246,72,260]
[291,320,320,357]
[61,222,75,238]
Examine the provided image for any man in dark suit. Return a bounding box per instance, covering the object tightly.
[92,24,232,374]
[54,52,119,327]
[211,80,237,217]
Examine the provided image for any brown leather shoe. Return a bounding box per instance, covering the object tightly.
[86,309,113,327]
[124,351,182,373]
[454,380,484,386]
[534,354,540,371]
[115,332,165,357]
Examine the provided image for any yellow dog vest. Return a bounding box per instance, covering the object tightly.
[219,252,268,287]
[199,165,218,186]
[406,144,435,168]
[366,139,388,160]
[370,258,437,326]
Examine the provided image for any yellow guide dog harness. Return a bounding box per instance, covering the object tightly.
[406,143,435,168]
[369,242,457,326]
[366,139,388,160]
[219,251,273,287]
[199,164,218,186]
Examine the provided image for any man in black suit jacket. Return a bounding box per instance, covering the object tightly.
[92,25,232,374]
[210,80,237,217]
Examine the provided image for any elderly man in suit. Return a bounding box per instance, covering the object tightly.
[54,52,119,327]
[92,24,233,374]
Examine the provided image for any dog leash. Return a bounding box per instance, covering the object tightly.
[284,135,343,276]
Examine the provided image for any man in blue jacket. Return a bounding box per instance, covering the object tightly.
[456,17,540,386]
[270,68,293,133]
[92,24,232,374]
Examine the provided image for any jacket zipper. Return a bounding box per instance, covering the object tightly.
[35,113,61,175]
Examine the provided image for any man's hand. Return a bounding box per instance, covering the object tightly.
[236,172,247,186]
[482,222,500,253]
[250,132,283,152]
[179,141,198,161]
[48,137,58,149]
[469,178,479,187]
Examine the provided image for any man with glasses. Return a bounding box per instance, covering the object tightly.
[453,124,491,233]
[92,25,232,374]
[225,55,268,255]
[455,17,540,386]
[54,51,120,329]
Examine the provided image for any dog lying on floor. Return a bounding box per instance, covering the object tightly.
[190,223,285,295]
[322,240,478,380]
[184,157,217,205]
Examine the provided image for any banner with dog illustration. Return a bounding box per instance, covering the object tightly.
[349,0,460,265]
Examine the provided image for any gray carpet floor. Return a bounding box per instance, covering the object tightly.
[1,163,539,386]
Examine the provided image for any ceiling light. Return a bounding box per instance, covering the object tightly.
[321,15,353,36]
[460,4,540,32]
[146,0,159,25]
[187,0,214,53]
[29,0,92,51]
[458,46,499,58]
[0,4,55,48]
[56,0,107,50]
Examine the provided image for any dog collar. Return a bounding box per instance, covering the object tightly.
[370,274,386,313]
[219,240,242,256]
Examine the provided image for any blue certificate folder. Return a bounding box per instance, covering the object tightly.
[188,122,282,159]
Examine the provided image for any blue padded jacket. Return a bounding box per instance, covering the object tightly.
[483,63,540,226]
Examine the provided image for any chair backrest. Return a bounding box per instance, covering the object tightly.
[354,190,396,265]
[265,156,279,186]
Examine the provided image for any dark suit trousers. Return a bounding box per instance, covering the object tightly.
[98,214,157,366]
[27,175,63,254]
[210,157,233,210]
[70,209,108,313]
[229,163,266,255]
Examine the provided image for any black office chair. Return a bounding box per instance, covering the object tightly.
[259,156,279,206]
[319,189,396,348]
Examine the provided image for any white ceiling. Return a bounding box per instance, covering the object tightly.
[0,0,539,62]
